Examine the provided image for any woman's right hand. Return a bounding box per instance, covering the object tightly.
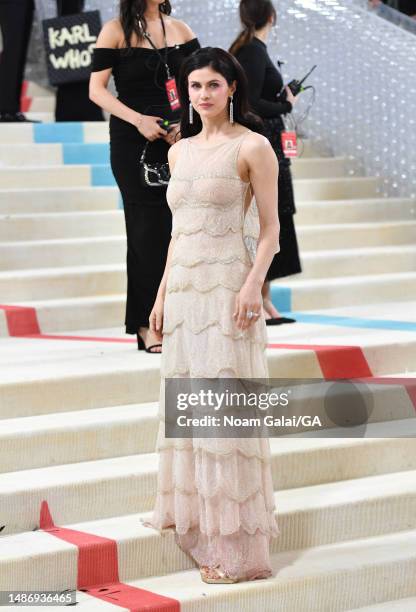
[149,293,165,342]
[285,86,299,107]
[134,114,169,141]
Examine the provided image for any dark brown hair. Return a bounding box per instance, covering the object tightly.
[228,0,277,56]
[119,0,172,48]
[177,47,264,139]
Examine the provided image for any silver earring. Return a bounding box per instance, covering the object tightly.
[229,95,234,124]
[189,101,193,124]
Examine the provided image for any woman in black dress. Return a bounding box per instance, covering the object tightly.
[230,0,302,325]
[90,0,200,351]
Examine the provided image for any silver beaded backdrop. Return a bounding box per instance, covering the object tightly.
[27,0,415,202]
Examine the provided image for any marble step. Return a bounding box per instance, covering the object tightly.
[0,236,126,270]
[273,271,416,310]
[25,111,54,122]
[0,121,110,144]
[1,391,414,472]
[0,502,416,612]
[2,228,415,269]
[1,243,415,299]
[0,327,415,416]
[24,82,53,97]
[294,176,378,200]
[0,189,120,216]
[33,529,415,612]
[0,143,342,174]
[300,244,416,279]
[26,96,55,112]
[296,198,416,224]
[348,597,416,611]
[0,426,415,538]
[0,209,126,242]
[0,264,126,301]
[0,122,322,154]
[297,221,416,250]
[0,165,110,188]
[1,272,415,336]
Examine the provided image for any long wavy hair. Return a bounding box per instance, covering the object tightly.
[177,47,264,139]
[228,0,277,56]
[119,0,172,48]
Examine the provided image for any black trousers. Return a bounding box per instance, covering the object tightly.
[55,0,103,121]
[0,0,35,113]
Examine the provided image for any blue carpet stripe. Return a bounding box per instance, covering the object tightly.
[91,165,116,186]
[288,312,416,332]
[63,143,110,165]
[34,122,84,143]
[270,285,292,312]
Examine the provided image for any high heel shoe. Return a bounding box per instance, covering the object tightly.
[136,333,162,354]
[199,565,239,584]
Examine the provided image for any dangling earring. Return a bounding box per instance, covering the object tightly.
[189,100,194,124]
[229,94,234,124]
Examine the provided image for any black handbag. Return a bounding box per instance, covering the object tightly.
[139,141,171,188]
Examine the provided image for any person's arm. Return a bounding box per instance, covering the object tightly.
[233,134,280,330]
[89,20,167,140]
[237,45,292,118]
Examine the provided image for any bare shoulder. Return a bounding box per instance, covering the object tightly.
[169,17,197,42]
[238,130,277,182]
[167,139,183,169]
[241,130,272,155]
[96,19,124,48]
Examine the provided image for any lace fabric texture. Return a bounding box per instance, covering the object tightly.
[145,131,280,581]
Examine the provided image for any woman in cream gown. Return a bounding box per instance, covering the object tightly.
[143,47,280,584]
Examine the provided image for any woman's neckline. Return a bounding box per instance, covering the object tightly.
[113,37,198,51]
[188,129,251,149]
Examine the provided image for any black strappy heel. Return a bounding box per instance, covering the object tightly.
[136,333,163,353]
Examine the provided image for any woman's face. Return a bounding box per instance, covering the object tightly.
[188,67,236,119]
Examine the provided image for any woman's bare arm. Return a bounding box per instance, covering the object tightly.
[243,133,280,286]
[233,133,279,330]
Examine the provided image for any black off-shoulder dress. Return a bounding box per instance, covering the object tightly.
[92,37,201,333]
[235,37,302,281]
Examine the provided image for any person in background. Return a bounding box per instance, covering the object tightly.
[90,0,200,352]
[0,0,36,122]
[55,0,103,121]
[230,0,302,325]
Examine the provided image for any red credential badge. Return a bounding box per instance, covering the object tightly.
[281,131,298,158]
[165,77,180,111]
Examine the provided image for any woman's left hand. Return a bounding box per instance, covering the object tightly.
[233,281,262,330]
[162,122,181,146]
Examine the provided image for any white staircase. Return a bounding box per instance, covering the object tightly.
[0,114,415,610]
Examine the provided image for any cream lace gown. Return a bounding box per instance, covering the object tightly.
[144,128,280,581]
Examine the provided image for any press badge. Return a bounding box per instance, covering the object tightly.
[281,131,298,158]
[165,77,180,111]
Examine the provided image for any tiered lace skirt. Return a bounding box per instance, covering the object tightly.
[144,224,280,580]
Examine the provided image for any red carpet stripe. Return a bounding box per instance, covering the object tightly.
[21,80,32,112]
[267,343,372,378]
[40,501,180,611]
[0,304,40,336]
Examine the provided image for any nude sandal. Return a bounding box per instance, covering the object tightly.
[199,565,239,584]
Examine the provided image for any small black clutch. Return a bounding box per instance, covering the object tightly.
[139,141,171,188]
